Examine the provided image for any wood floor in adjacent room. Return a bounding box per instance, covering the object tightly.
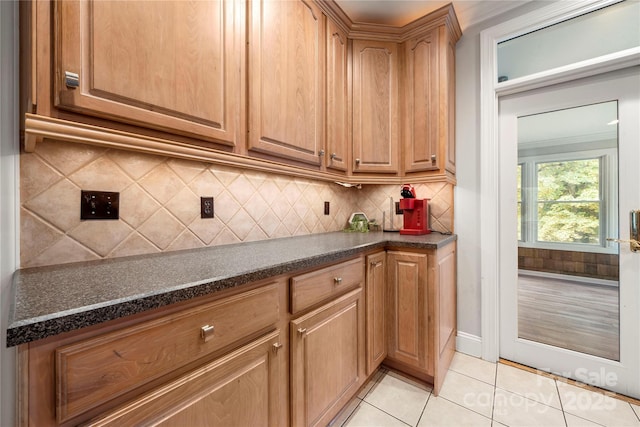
[518,274,619,361]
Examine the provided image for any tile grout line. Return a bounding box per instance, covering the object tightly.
[356,400,413,427]
[491,363,498,424]
[414,390,433,427]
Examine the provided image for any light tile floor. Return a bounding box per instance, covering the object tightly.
[334,352,640,427]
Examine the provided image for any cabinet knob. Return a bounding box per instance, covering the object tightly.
[297,328,307,335]
[330,153,338,160]
[355,158,361,165]
[200,324,215,342]
[272,342,283,353]
[431,154,437,163]
[334,277,343,284]
[319,149,325,157]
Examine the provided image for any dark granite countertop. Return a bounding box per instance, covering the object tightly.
[7,231,455,347]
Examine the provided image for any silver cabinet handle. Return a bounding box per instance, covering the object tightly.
[355,158,361,165]
[273,343,283,353]
[334,277,343,284]
[65,71,80,89]
[330,153,338,160]
[200,324,215,342]
[431,154,437,163]
[297,328,307,335]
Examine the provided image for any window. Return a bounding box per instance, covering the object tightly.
[497,0,640,82]
[518,151,617,253]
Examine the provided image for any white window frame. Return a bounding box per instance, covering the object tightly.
[518,149,618,254]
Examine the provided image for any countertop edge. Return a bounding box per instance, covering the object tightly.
[7,234,455,347]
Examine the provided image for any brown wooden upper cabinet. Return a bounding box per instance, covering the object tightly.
[248,0,325,166]
[351,40,399,174]
[25,1,460,182]
[403,25,457,176]
[53,0,244,148]
[325,19,349,173]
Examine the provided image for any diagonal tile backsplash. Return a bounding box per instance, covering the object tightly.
[20,140,454,268]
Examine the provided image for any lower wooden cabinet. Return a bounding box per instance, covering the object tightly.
[18,282,285,427]
[18,244,456,425]
[385,243,457,395]
[86,331,284,427]
[387,251,429,371]
[290,288,365,427]
[365,251,387,375]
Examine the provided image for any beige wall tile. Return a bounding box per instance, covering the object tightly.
[188,217,225,245]
[24,236,99,268]
[69,156,132,192]
[20,209,63,262]
[35,140,106,176]
[110,233,160,258]
[139,164,185,204]
[110,150,165,180]
[69,220,133,257]
[23,179,81,232]
[137,209,184,249]
[166,230,205,252]
[20,141,455,267]
[165,187,200,225]
[189,170,225,198]
[119,184,161,228]
[166,158,207,183]
[20,153,62,201]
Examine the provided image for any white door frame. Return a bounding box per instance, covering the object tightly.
[479,0,640,363]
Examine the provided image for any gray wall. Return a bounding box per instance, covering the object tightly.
[1,0,19,425]
[454,1,550,347]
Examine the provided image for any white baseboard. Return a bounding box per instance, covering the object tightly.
[456,331,482,358]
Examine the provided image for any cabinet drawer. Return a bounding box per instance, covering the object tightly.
[55,284,279,423]
[84,331,283,427]
[290,258,363,315]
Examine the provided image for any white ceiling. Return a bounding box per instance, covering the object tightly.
[333,0,531,30]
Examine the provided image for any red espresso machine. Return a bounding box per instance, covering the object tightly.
[399,184,431,235]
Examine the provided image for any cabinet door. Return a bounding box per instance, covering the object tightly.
[55,0,243,147]
[325,19,348,173]
[366,251,387,375]
[248,0,324,165]
[86,331,285,427]
[444,30,457,175]
[352,39,399,174]
[291,289,364,427]
[386,251,429,372]
[404,26,457,175]
[431,243,457,395]
[404,30,439,172]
